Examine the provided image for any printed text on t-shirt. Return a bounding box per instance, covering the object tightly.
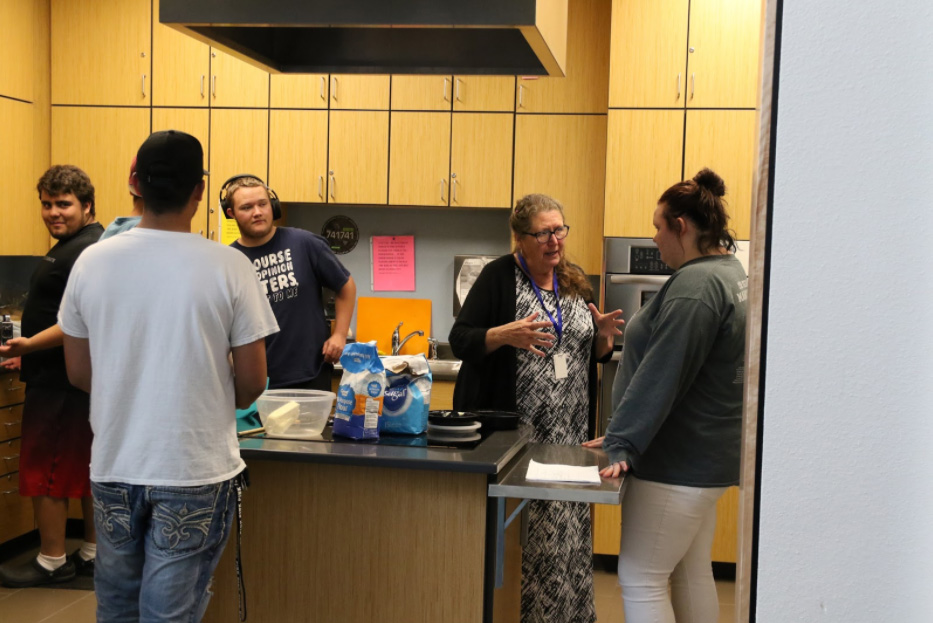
[251,248,300,297]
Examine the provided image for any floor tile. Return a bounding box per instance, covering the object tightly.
[0,586,20,602]
[0,588,88,623]
[593,567,736,623]
[38,591,97,623]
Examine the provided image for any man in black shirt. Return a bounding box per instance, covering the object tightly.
[0,166,103,587]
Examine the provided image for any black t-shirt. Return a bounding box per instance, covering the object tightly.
[231,227,350,388]
[21,222,104,388]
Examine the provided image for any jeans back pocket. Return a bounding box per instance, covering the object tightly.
[149,483,226,556]
[92,482,135,549]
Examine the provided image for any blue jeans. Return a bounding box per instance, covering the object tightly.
[91,477,237,623]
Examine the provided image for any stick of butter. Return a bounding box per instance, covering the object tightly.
[265,401,300,434]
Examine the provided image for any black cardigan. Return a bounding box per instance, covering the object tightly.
[448,254,605,437]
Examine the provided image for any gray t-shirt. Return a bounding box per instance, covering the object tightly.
[604,254,748,487]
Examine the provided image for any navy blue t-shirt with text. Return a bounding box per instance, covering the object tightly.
[231,227,350,388]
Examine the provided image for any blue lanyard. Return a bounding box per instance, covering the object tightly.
[518,254,563,346]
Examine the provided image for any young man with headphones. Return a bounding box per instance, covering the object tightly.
[223,174,357,390]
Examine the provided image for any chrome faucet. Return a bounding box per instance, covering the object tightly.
[391,321,424,356]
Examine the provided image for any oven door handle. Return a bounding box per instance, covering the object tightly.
[607,274,670,285]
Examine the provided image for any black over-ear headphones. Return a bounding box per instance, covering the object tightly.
[219,174,282,220]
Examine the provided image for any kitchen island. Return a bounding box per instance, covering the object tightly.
[203,428,530,623]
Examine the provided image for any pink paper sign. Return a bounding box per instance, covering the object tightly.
[371,235,415,291]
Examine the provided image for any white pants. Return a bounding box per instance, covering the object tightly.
[617,476,727,623]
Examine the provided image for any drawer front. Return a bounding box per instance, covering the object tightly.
[0,404,23,442]
[0,472,35,545]
[0,374,25,408]
[0,438,20,475]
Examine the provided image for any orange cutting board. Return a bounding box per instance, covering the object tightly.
[355,297,432,356]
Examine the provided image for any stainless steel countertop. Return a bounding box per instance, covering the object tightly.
[332,358,461,381]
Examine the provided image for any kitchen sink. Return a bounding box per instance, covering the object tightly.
[427,358,461,381]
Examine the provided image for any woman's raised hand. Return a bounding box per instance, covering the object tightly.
[588,304,624,357]
[489,312,555,357]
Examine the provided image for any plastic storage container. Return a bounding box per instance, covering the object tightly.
[256,389,336,438]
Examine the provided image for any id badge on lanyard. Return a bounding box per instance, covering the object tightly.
[518,255,566,380]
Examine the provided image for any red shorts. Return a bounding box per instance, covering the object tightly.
[19,385,93,498]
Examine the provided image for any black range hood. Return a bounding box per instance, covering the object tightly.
[160,0,567,76]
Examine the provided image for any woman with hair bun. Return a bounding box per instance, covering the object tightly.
[584,168,749,623]
[450,193,623,623]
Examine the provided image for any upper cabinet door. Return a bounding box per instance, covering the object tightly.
[686,0,762,108]
[0,98,46,255]
[51,0,151,106]
[330,75,390,110]
[515,0,610,114]
[450,113,513,209]
[210,49,269,108]
[0,0,38,103]
[683,110,757,240]
[607,0,689,108]
[152,0,209,107]
[151,108,211,236]
[328,111,389,204]
[269,110,329,203]
[391,76,453,111]
[389,112,451,206]
[270,75,329,109]
[209,109,269,241]
[452,77,515,112]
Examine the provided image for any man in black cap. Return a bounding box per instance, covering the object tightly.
[59,130,278,621]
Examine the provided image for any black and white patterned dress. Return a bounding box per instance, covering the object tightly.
[514,266,596,623]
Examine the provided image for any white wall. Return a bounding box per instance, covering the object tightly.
[757,1,933,621]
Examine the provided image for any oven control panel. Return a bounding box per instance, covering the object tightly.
[630,247,673,275]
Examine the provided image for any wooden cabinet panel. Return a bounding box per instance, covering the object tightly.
[0,404,23,443]
[391,76,453,111]
[151,108,211,236]
[430,381,455,411]
[269,110,329,203]
[592,503,621,554]
[0,373,25,408]
[0,98,47,256]
[0,473,35,545]
[686,0,761,109]
[608,0,689,108]
[683,110,757,240]
[270,74,329,109]
[328,111,389,205]
[0,0,37,102]
[450,113,513,209]
[516,0,610,114]
[51,0,150,106]
[210,49,269,108]
[209,109,269,241]
[152,0,209,107]
[452,76,515,112]
[389,112,451,207]
[604,109,684,238]
[0,439,20,476]
[329,75,390,110]
[51,107,151,234]
[513,114,607,275]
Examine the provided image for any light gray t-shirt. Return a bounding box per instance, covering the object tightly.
[604,254,748,487]
[60,228,279,486]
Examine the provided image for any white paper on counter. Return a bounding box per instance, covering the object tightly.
[525,460,601,485]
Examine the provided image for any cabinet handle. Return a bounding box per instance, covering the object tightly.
[318,175,324,199]
[443,77,450,102]
[690,73,695,99]
[677,73,681,99]
[455,78,462,102]
[329,172,336,200]
[199,229,204,236]
[210,231,215,239]
[1,488,19,495]
[518,84,524,108]
[212,75,217,98]
[2,454,18,461]
[3,422,16,427]
[141,74,147,98]
[201,75,205,98]
[6,387,19,392]
[320,76,326,100]
[331,76,338,102]
[451,175,458,203]
[440,179,447,202]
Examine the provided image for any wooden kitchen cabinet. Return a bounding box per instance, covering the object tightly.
[327,111,389,204]
[389,112,452,206]
[683,109,757,240]
[515,0,610,114]
[0,97,49,256]
[152,0,210,107]
[513,114,607,275]
[0,0,39,103]
[209,49,269,109]
[452,76,515,112]
[607,0,689,108]
[329,75,390,110]
[604,109,685,238]
[0,372,34,547]
[450,113,513,209]
[391,76,453,111]
[269,110,329,203]
[270,74,329,109]
[51,0,150,106]
[209,109,269,240]
[151,108,211,236]
[51,107,151,231]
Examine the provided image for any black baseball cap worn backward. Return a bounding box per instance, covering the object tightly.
[135,130,208,200]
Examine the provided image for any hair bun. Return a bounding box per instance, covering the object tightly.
[693,168,726,198]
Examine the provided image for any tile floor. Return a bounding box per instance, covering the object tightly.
[0,563,736,623]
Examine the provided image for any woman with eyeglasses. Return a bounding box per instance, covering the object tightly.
[583,168,748,623]
[450,193,623,623]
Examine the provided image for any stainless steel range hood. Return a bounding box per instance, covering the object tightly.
[160,0,567,76]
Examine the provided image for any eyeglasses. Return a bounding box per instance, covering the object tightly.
[524,225,570,244]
